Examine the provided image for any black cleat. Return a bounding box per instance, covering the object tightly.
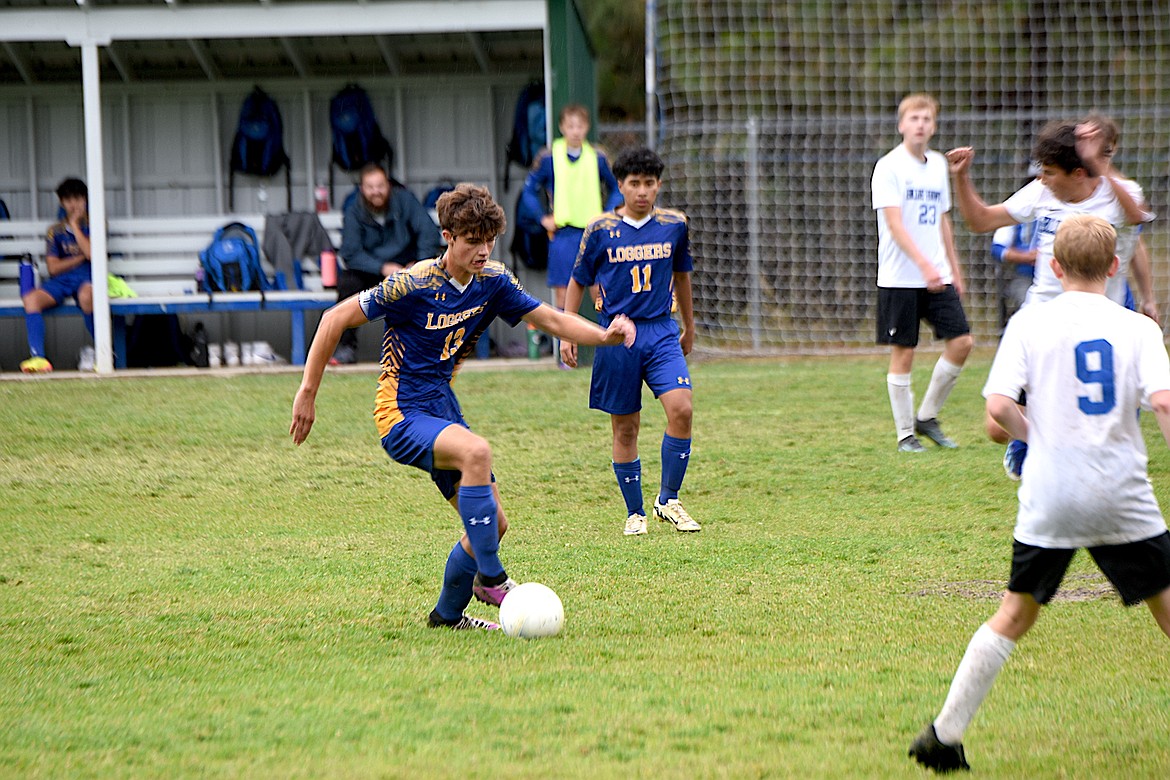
[915,418,958,449]
[427,609,500,631]
[908,724,970,773]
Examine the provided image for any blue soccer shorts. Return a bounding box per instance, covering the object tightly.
[380,391,473,501]
[589,316,691,416]
[41,264,93,304]
[547,226,585,288]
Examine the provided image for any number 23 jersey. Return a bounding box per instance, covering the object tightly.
[871,144,953,288]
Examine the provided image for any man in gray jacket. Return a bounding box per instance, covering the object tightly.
[331,163,443,364]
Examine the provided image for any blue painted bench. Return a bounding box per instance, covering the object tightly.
[0,214,341,368]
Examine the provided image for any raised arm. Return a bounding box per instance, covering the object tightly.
[1076,124,1154,226]
[945,147,1018,234]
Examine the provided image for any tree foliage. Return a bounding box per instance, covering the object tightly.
[578,0,646,120]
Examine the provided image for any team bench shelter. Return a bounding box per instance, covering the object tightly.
[0,214,341,369]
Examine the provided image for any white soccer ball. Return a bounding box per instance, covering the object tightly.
[499,582,564,639]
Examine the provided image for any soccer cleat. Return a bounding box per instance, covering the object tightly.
[472,573,517,607]
[908,724,970,773]
[654,498,701,532]
[898,435,927,453]
[915,418,958,448]
[20,356,53,374]
[427,610,500,631]
[624,512,648,536]
[1003,439,1027,481]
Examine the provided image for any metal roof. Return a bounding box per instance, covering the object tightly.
[0,1,547,84]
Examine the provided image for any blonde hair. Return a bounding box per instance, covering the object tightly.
[897,93,939,123]
[1053,214,1117,281]
[559,103,590,124]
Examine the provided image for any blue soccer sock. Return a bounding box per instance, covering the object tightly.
[433,541,478,622]
[82,312,94,337]
[658,434,692,503]
[458,484,504,579]
[25,312,45,357]
[612,458,645,517]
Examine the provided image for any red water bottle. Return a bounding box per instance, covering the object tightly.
[320,250,337,288]
[314,185,329,213]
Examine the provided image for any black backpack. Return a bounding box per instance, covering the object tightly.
[509,190,549,271]
[328,84,393,204]
[229,87,291,210]
[503,82,547,189]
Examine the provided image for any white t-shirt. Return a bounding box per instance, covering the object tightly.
[983,291,1170,547]
[871,144,953,288]
[1004,177,1147,306]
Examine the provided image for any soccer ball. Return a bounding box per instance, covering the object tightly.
[498,582,564,639]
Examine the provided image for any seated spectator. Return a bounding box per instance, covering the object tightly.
[331,163,443,365]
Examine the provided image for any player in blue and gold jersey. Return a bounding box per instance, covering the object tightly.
[291,183,635,631]
[561,148,699,536]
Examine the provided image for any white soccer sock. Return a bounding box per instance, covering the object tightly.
[917,357,963,422]
[933,623,1016,746]
[887,373,914,441]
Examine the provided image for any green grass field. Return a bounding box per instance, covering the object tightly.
[2,355,1169,778]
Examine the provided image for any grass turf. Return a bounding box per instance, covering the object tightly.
[1,354,1168,778]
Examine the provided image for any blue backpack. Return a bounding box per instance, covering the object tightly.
[330,84,392,173]
[229,87,291,210]
[199,223,269,293]
[503,82,547,188]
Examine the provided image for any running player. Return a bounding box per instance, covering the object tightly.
[290,183,635,631]
[909,215,1170,772]
[872,93,973,453]
[560,147,699,536]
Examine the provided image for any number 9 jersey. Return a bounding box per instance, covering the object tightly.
[983,291,1170,548]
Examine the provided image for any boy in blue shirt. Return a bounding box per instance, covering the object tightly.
[20,178,93,373]
[560,148,699,536]
[521,104,622,312]
[291,183,635,630]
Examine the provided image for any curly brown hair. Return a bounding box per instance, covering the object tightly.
[435,183,506,242]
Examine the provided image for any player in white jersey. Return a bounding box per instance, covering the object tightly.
[1081,112,1159,320]
[908,215,1170,773]
[871,93,973,453]
[947,121,1152,306]
[947,121,1154,475]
